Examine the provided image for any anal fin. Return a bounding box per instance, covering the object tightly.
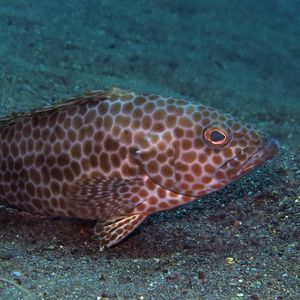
[94,214,147,248]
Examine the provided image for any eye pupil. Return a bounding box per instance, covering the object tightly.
[210,130,226,142]
[203,127,230,146]
[210,130,225,142]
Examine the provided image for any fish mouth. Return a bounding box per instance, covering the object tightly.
[237,139,279,176]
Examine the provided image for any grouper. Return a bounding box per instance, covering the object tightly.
[0,88,279,247]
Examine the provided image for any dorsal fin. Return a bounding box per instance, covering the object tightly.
[0,87,132,127]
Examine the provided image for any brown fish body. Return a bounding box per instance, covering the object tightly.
[0,88,279,247]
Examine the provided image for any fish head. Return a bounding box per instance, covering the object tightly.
[130,101,279,197]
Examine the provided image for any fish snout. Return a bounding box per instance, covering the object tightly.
[264,138,280,157]
[238,138,279,175]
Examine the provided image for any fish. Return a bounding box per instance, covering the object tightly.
[0,87,279,248]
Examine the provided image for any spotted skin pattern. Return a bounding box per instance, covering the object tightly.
[0,88,279,247]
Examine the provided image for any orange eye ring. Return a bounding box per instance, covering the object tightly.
[203,127,230,146]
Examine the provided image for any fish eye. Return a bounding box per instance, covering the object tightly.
[203,127,230,146]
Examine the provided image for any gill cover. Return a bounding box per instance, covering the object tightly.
[129,132,181,192]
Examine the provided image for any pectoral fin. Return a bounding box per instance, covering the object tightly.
[94,214,147,248]
[66,174,147,220]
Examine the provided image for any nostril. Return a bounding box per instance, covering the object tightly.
[267,139,280,155]
[259,133,270,145]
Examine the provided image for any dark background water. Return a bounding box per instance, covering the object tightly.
[1,0,300,146]
[0,1,299,299]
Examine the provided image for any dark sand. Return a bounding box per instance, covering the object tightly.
[0,1,299,299]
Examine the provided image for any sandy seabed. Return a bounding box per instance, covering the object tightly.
[0,1,299,299]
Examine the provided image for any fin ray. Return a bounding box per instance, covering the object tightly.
[94,214,147,248]
[66,175,146,220]
[0,87,131,127]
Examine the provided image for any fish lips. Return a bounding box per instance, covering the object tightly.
[238,139,280,176]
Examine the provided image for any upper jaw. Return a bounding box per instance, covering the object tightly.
[238,139,280,176]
